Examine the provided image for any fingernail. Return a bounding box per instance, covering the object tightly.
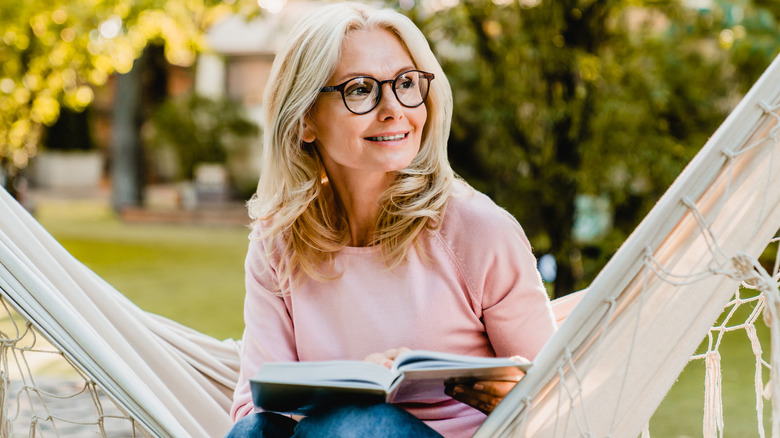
[473,383,484,390]
[452,386,464,394]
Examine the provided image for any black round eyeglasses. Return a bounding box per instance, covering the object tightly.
[319,69,434,115]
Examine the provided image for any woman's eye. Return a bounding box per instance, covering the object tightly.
[397,78,415,89]
[345,83,373,97]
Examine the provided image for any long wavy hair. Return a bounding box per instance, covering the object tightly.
[247,2,454,288]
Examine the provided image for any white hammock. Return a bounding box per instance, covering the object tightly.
[476,52,780,437]
[0,187,240,437]
[0,53,778,437]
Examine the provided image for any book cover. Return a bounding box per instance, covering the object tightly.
[251,350,530,414]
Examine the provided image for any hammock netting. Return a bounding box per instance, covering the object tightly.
[0,300,145,437]
[1,55,779,438]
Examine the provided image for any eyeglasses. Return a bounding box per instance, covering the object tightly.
[319,69,434,115]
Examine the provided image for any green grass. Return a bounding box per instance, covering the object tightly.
[650,298,772,437]
[35,198,249,341]
[31,197,776,435]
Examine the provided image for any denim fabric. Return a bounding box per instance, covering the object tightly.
[225,404,443,437]
[225,412,297,438]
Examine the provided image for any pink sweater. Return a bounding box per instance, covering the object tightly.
[230,183,557,437]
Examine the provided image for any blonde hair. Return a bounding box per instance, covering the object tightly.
[248,1,454,287]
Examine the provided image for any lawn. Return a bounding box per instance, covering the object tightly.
[651,300,772,437]
[32,196,774,436]
[35,197,250,341]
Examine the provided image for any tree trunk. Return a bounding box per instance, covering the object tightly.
[110,53,146,212]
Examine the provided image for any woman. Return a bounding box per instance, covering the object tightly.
[228,2,556,437]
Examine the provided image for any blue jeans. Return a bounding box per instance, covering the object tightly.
[225,404,443,437]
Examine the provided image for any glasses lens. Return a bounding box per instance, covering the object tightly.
[395,71,429,108]
[343,77,378,114]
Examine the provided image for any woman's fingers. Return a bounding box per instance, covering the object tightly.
[364,352,394,368]
[363,347,411,368]
[445,380,518,414]
[384,347,411,360]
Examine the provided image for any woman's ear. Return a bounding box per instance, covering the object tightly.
[302,117,316,143]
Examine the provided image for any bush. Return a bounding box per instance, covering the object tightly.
[147,93,259,180]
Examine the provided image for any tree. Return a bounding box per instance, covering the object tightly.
[396,0,779,297]
[0,0,260,203]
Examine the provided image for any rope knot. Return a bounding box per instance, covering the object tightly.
[732,253,779,293]
[643,246,654,261]
[519,396,531,408]
[732,253,762,287]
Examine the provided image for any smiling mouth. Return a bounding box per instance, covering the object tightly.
[366,133,407,142]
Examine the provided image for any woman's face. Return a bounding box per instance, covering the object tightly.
[304,27,427,186]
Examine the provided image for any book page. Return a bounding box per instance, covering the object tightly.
[392,350,531,373]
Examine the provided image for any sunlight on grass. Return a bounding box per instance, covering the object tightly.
[35,198,249,341]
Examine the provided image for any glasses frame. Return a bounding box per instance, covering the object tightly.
[319,69,435,115]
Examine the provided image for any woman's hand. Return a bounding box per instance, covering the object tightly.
[364,347,411,369]
[444,379,519,414]
[445,356,527,414]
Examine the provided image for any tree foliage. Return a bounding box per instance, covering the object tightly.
[0,0,259,195]
[396,0,780,296]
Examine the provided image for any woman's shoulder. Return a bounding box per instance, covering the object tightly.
[248,219,272,240]
[439,180,525,239]
[247,219,288,264]
[432,181,537,298]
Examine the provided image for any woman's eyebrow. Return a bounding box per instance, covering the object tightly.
[334,65,417,83]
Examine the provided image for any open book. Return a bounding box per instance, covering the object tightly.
[251,350,530,414]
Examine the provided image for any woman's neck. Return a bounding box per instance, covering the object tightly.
[326,171,394,247]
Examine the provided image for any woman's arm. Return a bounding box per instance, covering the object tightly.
[445,199,557,413]
[230,236,298,421]
[480,211,557,359]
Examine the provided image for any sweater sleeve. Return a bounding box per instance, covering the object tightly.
[230,232,298,422]
[441,188,557,361]
[480,209,556,360]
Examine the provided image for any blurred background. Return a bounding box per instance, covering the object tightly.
[1,0,779,433]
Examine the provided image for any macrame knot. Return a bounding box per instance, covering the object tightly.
[731,253,780,290]
[642,246,654,260]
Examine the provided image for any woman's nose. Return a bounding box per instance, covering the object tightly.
[375,83,404,120]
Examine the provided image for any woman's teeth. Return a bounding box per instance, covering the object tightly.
[369,133,405,141]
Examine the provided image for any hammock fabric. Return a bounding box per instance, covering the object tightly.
[0,187,240,437]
